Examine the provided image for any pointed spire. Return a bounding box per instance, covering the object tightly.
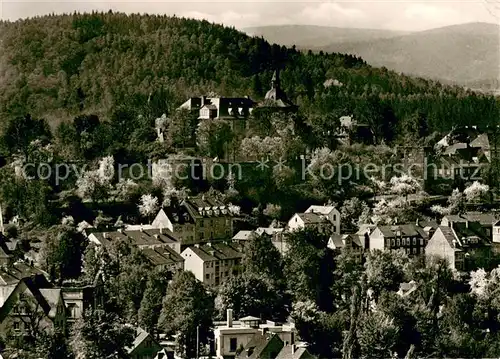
[271,69,280,89]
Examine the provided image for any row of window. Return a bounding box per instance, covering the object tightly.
[205,259,241,268]
[387,237,424,247]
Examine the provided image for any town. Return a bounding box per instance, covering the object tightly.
[0,10,499,359]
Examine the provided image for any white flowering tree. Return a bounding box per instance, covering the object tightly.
[76,156,115,202]
[389,174,421,201]
[464,181,490,203]
[115,179,138,202]
[138,194,159,220]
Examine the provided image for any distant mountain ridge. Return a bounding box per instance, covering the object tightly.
[245,22,500,87]
[244,25,409,48]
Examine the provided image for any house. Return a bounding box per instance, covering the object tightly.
[61,284,103,324]
[88,228,181,254]
[0,261,50,288]
[327,234,363,261]
[179,95,255,132]
[368,224,427,256]
[276,343,316,359]
[141,246,185,272]
[126,327,163,359]
[256,227,287,255]
[232,230,255,243]
[0,278,66,338]
[441,212,498,240]
[287,213,331,234]
[181,242,243,287]
[305,205,341,234]
[143,195,235,245]
[236,332,284,359]
[356,224,376,250]
[425,224,491,271]
[494,220,500,244]
[214,309,295,359]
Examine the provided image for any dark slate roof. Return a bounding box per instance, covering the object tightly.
[437,226,461,249]
[276,344,315,359]
[445,212,498,226]
[142,246,184,267]
[92,228,180,247]
[187,242,243,262]
[0,262,48,286]
[297,213,328,224]
[377,224,423,238]
[237,332,284,359]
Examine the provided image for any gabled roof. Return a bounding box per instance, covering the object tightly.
[0,261,49,286]
[91,228,180,248]
[184,242,243,262]
[39,288,62,318]
[375,224,423,238]
[444,212,497,226]
[237,332,284,359]
[276,344,315,359]
[255,227,284,236]
[142,246,184,267]
[435,226,462,250]
[232,230,254,241]
[296,213,329,224]
[305,205,337,216]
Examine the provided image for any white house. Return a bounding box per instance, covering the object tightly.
[305,205,341,234]
[287,212,331,234]
[214,309,295,359]
[181,242,243,287]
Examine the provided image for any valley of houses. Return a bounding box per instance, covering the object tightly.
[0,72,499,359]
[0,194,499,358]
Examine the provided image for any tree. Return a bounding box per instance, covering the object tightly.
[340,198,370,231]
[165,109,197,148]
[38,225,84,283]
[138,194,159,220]
[464,181,490,203]
[242,232,284,280]
[70,309,135,359]
[196,119,233,158]
[158,271,214,359]
[262,203,281,221]
[1,114,51,156]
[138,269,172,335]
[215,271,289,322]
[364,249,408,301]
[389,174,421,202]
[284,228,335,311]
[357,311,399,358]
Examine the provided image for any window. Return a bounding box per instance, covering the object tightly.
[412,238,416,245]
[396,238,400,246]
[412,247,417,254]
[333,214,337,221]
[333,225,337,233]
[230,338,237,352]
[13,321,20,330]
[200,220,204,228]
[391,239,395,246]
[205,274,210,280]
[420,238,424,246]
[386,238,390,248]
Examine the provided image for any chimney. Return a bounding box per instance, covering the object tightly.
[154,234,159,239]
[201,96,206,107]
[194,244,200,248]
[227,309,233,327]
[103,232,107,239]
[117,228,123,233]
[292,344,295,355]
[416,218,419,227]
[466,220,469,229]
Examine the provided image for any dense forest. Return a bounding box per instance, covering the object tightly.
[0,12,498,133]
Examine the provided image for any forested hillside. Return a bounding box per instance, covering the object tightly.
[0,12,498,133]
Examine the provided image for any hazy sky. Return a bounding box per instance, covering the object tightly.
[0,0,498,31]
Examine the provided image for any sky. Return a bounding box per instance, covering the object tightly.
[0,0,498,31]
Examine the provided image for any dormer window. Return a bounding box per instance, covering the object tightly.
[238,107,244,115]
[228,107,234,115]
